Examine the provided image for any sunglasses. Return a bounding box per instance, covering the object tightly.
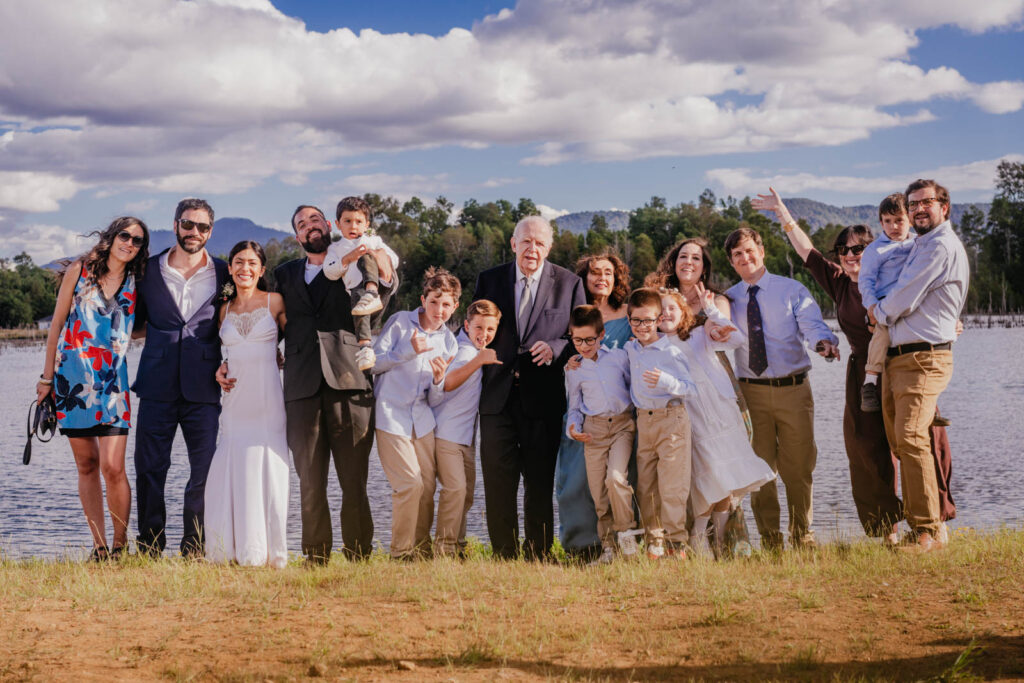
[835,244,866,256]
[178,218,212,234]
[116,230,145,248]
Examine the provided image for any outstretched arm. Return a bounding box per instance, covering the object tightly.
[751,187,813,263]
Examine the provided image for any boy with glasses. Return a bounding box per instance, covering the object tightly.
[564,305,638,564]
[859,194,915,412]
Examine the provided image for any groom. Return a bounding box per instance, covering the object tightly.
[133,197,229,557]
[275,204,396,564]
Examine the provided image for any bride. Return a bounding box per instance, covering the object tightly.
[206,240,290,568]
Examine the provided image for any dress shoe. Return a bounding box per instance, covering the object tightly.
[860,382,881,412]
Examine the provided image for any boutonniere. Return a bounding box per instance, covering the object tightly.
[219,282,235,301]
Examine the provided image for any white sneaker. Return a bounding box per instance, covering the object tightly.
[352,291,383,316]
[646,536,666,560]
[355,345,376,371]
[617,530,641,558]
[589,547,615,566]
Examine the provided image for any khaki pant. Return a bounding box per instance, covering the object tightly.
[582,411,637,549]
[636,404,691,545]
[434,438,473,555]
[739,380,816,547]
[882,350,953,535]
[865,322,890,376]
[456,442,476,548]
[375,429,435,558]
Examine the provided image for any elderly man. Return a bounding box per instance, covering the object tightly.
[725,227,839,552]
[473,216,586,560]
[872,179,968,554]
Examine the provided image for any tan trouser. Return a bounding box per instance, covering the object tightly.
[882,350,953,535]
[582,411,637,549]
[636,404,691,544]
[434,438,472,556]
[457,442,475,548]
[865,322,891,376]
[375,429,435,558]
[739,380,816,547]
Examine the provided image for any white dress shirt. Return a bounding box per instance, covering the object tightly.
[564,347,632,437]
[159,250,217,321]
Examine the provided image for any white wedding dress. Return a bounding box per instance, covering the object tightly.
[204,304,290,568]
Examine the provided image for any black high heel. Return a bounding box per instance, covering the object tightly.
[89,545,110,562]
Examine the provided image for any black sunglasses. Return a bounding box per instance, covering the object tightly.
[835,244,866,256]
[178,218,212,234]
[116,230,145,248]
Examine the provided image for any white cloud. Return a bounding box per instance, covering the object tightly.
[0,171,82,212]
[972,81,1024,114]
[2,223,96,264]
[536,204,569,222]
[705,154,1024,196]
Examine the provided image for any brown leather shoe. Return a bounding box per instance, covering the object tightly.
[897,531,945,554]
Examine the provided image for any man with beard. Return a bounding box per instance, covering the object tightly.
[871,179,969,553]
[273,204,395,563]
[132,198,229,557]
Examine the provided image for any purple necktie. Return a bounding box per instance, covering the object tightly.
[747,285,768,376]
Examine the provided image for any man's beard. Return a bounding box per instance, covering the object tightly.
[913,212,940,235]
[301,229,330,254]
[176,231,206,254]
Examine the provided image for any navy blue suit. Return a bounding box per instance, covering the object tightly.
[473,261,585,559]
[132,250,229,555]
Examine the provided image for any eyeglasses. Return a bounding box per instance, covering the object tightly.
[116,231,145,248]
[907,197,943,211]
[628,317,658,328]
[178,219,212,234]
[835,244,866,256]
[571,336,599,346]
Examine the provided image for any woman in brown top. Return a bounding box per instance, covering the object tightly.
[752,188,955,544]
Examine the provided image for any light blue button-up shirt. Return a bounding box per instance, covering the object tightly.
[875,220,969,346]
[429,330,483,447]
[373,309,458,439]
[859,231,915,310]
[565,347,632,436]
[624,334,696,410]
[726,270,839,380]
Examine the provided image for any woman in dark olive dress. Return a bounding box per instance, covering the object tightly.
[753,188,955,543]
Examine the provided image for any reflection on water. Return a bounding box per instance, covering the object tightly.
[1,329,1022,558]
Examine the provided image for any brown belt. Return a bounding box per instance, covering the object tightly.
[738,371,807,387]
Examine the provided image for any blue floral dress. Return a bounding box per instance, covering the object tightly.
[54,265,136,433]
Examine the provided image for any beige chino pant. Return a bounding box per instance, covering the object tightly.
[636,404,691,545]
[865,322,891,376]
[434,438,473,555]
[582,411,637,549]
[882,349,953,535]
[375,429,435,558]
[739,380,816,547]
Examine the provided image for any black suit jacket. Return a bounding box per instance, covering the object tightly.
[275,258,394,402]
[473,261,585,417]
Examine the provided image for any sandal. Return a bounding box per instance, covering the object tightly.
[109,545,127,561]
[89,545,110,563]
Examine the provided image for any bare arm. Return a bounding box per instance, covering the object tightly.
[37,261,82,401]
[751,187,813,263]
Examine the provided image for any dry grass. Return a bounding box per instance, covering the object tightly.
[1,527,1022,681]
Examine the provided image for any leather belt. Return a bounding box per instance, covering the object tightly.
[738,371,807,387]
[887,341,951,357]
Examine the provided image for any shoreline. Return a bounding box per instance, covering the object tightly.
[1,528,1022,680]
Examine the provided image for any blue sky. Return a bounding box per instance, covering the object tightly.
[0,0,1022,262]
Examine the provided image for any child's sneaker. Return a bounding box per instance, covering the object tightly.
[588,547,615,566]
[617,530,641,558]
[352,291,383,316]
[646,536,666,560]
[666,541,688,561]
[860,382,881,412]
[355,345,376,371]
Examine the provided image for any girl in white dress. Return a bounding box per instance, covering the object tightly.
[205,241,290,568]
[658,289,775,557]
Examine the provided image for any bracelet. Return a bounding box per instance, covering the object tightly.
[38,375,53,385]
[783,220,797,233]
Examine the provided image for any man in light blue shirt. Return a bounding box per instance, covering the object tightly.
[725,227,839,551]
[872,179,969,554]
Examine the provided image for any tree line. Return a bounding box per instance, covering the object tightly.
[3,160,1022,329]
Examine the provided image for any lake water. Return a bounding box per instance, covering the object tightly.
[2,328,1022,559]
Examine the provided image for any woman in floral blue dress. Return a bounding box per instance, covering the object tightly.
[37,216,150,561]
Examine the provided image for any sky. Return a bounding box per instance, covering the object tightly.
[1,0,1023,263]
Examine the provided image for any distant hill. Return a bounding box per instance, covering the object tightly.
[44,217,292,268]
[553,210,630,235]
[771,198,990,233]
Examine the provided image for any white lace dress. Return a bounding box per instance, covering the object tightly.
[204,304,290,568]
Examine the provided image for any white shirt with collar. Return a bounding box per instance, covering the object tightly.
[159,249,217,321]
[513,260,545,324]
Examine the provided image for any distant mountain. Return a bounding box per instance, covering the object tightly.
[553,210,630,235]
[43,217,292,268]
[770,198,991,233]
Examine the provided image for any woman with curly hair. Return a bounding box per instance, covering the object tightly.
[37,216,150,561]
[556,252,634,562]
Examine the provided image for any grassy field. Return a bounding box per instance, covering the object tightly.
[1,528,1022,681]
